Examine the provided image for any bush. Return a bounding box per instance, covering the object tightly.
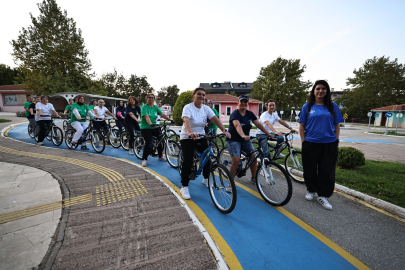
[16,111,26,117]
[337,147,365,169]
[173,90,193,125]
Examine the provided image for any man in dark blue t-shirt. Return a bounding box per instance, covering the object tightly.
[225,95,272,189]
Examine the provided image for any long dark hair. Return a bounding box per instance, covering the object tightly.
[307,80,335,117]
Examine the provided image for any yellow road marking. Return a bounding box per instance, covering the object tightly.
[118,158,243,270]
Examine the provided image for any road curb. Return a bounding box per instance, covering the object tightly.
[363,131,405,137]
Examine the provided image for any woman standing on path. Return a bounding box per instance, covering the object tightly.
[140,93,172,167]
[125,96,141,155]
[180,88,231,199]
[298,80,344,210]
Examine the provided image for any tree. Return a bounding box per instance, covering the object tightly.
[10,0,104,95]
[173,91,193,125]
[0,64,21,85]
[336,56,405,116]
[157,85,180,107]
[251,57,312,110]
[225,90,238,97]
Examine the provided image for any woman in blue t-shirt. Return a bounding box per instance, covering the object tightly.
[115,100,126,132]
[298,80,344,211]
[226,95,272,188]
[125,96,141,155]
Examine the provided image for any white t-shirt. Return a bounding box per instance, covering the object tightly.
[35,103,55,121]
[180,103,215,140]
[94,106,108,121]
[256,111,280,135]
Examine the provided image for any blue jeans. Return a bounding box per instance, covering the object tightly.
[257,133,284,158]
[226,140,255,158]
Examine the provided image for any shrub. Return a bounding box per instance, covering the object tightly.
[337,147,365,169]
[173,90,193,125]
[16,111,26,117]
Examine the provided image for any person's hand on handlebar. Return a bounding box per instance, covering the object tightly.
[188,132,199,141]
[275,131,283,136]
[243,135,251,141]
[150,124,157,127]
[170,120,175,125]
[266,132,275,139]
[290,128,298,134]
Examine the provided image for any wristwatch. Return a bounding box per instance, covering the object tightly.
[223,129,228,133]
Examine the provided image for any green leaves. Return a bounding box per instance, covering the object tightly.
[157,85,180,107]
[251,57,312,110]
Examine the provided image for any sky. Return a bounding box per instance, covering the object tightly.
[1,0,405,93]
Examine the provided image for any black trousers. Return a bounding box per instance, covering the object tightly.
[115,119,124,131]
[93,120,107,132]
[141,128,162,160]
[180,138,211,187]
[302,140,339,198]
[125,121,140,148]
[37,120,51,142]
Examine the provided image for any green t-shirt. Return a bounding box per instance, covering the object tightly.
[208,108,220,130]
[140,104,162,129]
[65,104,73,116]
[89,105,95,110]
[70,103,91,123]
[24,101,31,117]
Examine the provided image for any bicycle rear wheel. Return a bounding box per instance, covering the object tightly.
[134,135,145,160]
[28,123,34,138]
[120,131,130,150]
[91,130,105,153]
[167,129,179,142]
[65,129,78,149]
[285,150,304,183]
[218,148,232,168]
[34,126,40,142]
[256,161,292,206]
[208,163,237,214]
[165,140,181,168]
[109,128,121,148]
[51,126,63,146]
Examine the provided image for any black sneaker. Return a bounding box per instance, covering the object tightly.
[81,145,89,150]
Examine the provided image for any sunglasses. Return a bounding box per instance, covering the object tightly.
[315,87,326,91]
[197,93,206,96]
[147,96,155,99]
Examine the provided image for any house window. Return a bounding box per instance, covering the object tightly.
[226,106,232,115]
[3,94,26,105]
[212,83,221,88]
[239,83,247,88]
[214,104,220,114]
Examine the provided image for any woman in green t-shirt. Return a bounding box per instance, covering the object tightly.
[140,93,173,167]
[70,95,95,150]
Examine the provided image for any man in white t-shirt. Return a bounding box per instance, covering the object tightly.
[93,99,116,133]
[256,99,297,158]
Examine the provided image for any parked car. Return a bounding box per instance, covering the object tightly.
[349,117,365,123]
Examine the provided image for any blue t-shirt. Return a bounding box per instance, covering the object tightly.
[116,106,126,119]
[227,109,257,142]
[125,105,141,124]
[298,102,343,143]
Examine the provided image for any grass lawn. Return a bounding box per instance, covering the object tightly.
[370,131,405,136]
[0,119,12,123]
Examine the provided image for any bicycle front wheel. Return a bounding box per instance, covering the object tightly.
[120,131,130,150]
[51,126,63,146]
[134,136,145,160]
[165,140,181,168]
[91,130,105,153]
[65,129,78,149]
[256,161,292,206]
[109,128,121,148]
[285,150,304,183]
[167,129,180,142]
[208,163,237,214]
[28,123,34,138]
[34,126,40,142]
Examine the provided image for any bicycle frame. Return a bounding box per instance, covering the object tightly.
[194,145,215,176]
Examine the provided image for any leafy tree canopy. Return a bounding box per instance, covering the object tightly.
[336,56,405,116]
[10,0,104,95]
[0,64,21,85]
[100,69,154,103]
[157,85,180,107]
[173,91,193,125]
[251,56,312,110]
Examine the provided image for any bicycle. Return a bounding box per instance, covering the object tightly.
[120,128,142,151]
[178,135,237,214]
[133,123,181,168]
[98,117,121,148]
[63,118,71,132]
[218,136,292,206]
[160,120,179,142]
[33,117,63,146]
[28,122,35,138]
[64,119,105,153]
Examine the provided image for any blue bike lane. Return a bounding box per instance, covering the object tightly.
[7,123,368,269]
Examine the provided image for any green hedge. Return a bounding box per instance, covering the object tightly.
[337,147,365,169]
[173,91,193,125]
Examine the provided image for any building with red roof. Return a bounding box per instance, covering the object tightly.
[371,104,405,128]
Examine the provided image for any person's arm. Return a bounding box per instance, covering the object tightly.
[106,110,117,120]
[232,120,250,141]
[128,112,141,123]
[143,115,153,125]
[24,103,30,112]
[37,108,43,116]
[299,123,305,143]
[278,119,298,133]
[30,108,35,115]
[210,116,231,138]
[51,110,61,118]
[264,120,282,136]
[160,112,172,122]
[94,108,101,118]
[253,119,273,137]
[335,124,340,140]
[183,116,198,140]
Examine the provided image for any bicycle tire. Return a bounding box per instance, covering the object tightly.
[46,124,52,141]
[285,150,304,183]
[256,161,292,206]
[165,140,181,168]
[108,128,121,148]
[51,126,63,146]
[28,123,34,138]
[120,131,130,150]
[63,120,68,132]
[208,163,237,214]
[65,129,78,149]
[167,129,179,142]
[209,140,219,161]
[218,147,232,168]
[216,134,226,150]
[134,135,145,160]
[34,126,40,142]
[178,149,184,176]
[91,130,105,153]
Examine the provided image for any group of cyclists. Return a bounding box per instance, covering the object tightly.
[24,80,342,211]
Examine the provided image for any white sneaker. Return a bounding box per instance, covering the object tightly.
[128,149,134,155]
[202,178,208,188]
[142,160,147,167]
[180,187,191,200]
[317,197,332,210]
[158,156,167,161]
[249,178,257,184]
[305,192,315,201]
[226,183,232,193]
[37,142,44,146]
[277,153,285,158]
